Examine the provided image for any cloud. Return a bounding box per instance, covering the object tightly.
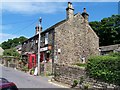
[0,33,17,43]
[1,0,119,15]
[2,0,120,2]
[0,24,29,43]
[0,33,29,43]
[2,2,66,15]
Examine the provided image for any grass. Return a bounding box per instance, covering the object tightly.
[76,63,87,67]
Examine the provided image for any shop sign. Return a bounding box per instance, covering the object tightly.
[40,47,48,52]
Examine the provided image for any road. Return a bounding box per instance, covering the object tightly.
[0,65,61,88]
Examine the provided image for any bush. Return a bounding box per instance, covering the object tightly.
[22,65,28,72]
[109,52,120,57]
[86,53,120,85]
[71,80,78,88]
[79,76,84,85]
[3,48,20,57]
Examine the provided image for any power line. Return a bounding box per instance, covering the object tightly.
[2,18,38,25]
[10,18,38,35]
[1,19,38,43]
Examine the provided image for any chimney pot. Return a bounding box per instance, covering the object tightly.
[66,2,74,20]
[83,8,86,12]
[35,24,39,35]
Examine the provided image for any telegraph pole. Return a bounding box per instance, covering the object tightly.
[37,17,42,75]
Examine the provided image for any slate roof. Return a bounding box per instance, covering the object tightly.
[115,47,120,52]
[41,19,66,34]
[99,44,120,52]
[15,45,22,50]
[22,13,81,44]
[22,19,67,44]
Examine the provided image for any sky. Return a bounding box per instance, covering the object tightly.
[0,0,120,43]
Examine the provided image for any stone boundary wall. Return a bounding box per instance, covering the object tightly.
[54,63,86,85]
[53,64,120,90]
[0,57,20,69]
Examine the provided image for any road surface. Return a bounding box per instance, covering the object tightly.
[0,65,62,88]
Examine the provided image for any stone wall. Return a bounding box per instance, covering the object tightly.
[54,63,86,85]
[22,36,38,54]
[72,13,99,62]
[54,20,75,64]
[54,13,99,65]
[1,57,19,69]
[53,64,120,90]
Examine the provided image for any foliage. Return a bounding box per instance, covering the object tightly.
[1,36,27,49]
[89,15,120,46]
[30,68,35,75]
[86,52,120,85]
[76,63,87,67]
[83,83,90,89]
[3,48,20,57]
[109,52,120,57]
[46,72,53,76]
[79,76,84,85]
[71,80,78,88]
[22,65,28,72]
[0,55,2,58]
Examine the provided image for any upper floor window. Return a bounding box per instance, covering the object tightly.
[45,32,49,45]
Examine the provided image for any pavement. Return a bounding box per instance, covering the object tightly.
[48,78,70,88]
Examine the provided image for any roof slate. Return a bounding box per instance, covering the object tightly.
[99,44,120,51]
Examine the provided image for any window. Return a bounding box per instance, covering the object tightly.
[32,57,34,63]
[45,32,49,45]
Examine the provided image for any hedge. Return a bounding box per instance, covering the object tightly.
[86,53,120,85]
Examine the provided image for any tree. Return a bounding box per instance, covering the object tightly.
[1,36,27,49]
[3,48,20,57]
[89,15,120,46]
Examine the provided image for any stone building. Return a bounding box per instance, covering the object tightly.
[54,4,99,64]
[15,45,22,54]
[99,44,120,55]
[0,47,4,56]
[21,2,99,74]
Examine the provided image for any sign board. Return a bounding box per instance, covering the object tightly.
[40,47,48,52]
[58,49,61,53]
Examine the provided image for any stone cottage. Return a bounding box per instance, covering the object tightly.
[99,44,120,55]
[53,2,99,65]
[21,2,99,74]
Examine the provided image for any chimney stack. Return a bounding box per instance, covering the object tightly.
[35,25,39,35]
[66,2,74,20]
[35,24,42,35]
[82,8,89,22]
[83,8,86,13]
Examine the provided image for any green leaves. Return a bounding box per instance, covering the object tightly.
[86,53,120,85]
[3,48,20,57]
[1,36,27,50]
[90,15,120,46]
